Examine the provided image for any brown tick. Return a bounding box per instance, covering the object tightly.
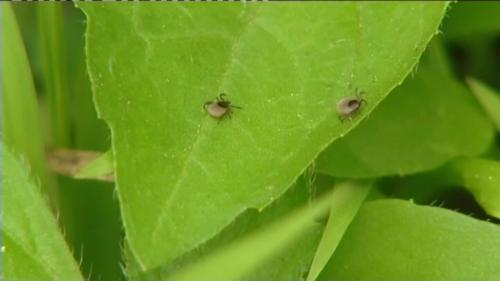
[204,93,242,120]
[337,89,366,122]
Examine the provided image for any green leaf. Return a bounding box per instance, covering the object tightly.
[2,145,84,281]
[74,150,114,181]
[56,177,123,281]
[78,2,448,268]
[2,2,54,200]
[128,174,322,281]
[318,199,500,281]
[317,64,494,178]
[168,185,341,281]
[466,77,500,132]
[445,158,500,218]
[306,180,372,281]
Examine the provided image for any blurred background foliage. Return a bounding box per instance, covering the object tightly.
[10,3,120,281]
[4,1,499,281]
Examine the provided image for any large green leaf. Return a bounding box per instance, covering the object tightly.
[2,146,84,281]
[78,2,447,268]
[316,64,494,178]
[318,199,500,281]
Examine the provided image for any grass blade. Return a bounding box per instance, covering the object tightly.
[306,181,372,281]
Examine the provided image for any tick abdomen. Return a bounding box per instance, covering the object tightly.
[206,102,228,118]
[337,97,361,116]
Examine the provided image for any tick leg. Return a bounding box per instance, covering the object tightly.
[232,105,242,109]
[356,90,366,100]
[218,93,228,102]
[203,101,211,109]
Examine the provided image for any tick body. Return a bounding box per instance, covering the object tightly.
[204,93,241,120]
[337,90,366,121]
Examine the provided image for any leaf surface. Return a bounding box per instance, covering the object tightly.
[128,175,322,281]
[168,185,340,281]
[318,199,500,281]
[79,2,448,268]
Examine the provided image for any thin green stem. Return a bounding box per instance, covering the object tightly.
[37,3,70,146]
[2,3,58,206]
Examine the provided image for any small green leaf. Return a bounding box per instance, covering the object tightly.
[2,145,84,281]
[168,185,341,281]
[466,77,500,132]
[306,180,372,281]
[78,2,448,268]
[317,65,494,178]
[74,150,114,181]
[318,199,500,281]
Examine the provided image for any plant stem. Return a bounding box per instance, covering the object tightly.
[37,3,70,146]
[3,3,58,206]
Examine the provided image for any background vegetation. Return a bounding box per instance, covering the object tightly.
[2,2,500,281]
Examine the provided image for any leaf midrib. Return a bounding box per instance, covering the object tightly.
[148,4,259,262]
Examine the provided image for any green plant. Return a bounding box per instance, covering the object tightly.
[3,2,500,281]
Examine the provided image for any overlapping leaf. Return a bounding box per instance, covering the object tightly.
[318,199,500,281]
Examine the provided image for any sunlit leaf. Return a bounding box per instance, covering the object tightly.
[78,2,448,268]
